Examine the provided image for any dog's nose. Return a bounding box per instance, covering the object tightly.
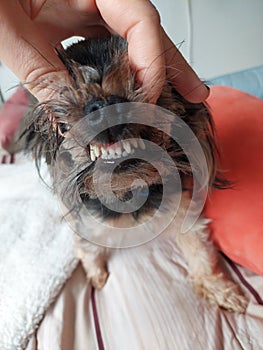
[85,95,128,126]
[85,100,106,114]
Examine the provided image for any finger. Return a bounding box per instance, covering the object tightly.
[0,2,70,102]
[96,0,165,103]
[67,25,110,40]
[162,29,209,103]
[32,0,104,41]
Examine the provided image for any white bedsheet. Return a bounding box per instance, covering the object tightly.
[27,245,263,350]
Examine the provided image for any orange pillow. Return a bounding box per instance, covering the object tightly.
[205,86,263,275]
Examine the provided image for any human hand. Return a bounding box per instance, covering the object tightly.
[0,0,209,103]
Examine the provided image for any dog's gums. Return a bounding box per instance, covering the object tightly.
[22,36,248,312]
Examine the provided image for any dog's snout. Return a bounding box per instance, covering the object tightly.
[85,95,128,126]
[85,100,106,114]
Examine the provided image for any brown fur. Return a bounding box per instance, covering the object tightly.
[22,36,247,312]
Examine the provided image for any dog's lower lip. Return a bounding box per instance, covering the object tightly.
[89,138,146,162]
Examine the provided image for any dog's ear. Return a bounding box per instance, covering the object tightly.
[158,85,228,189]
[182,101,229,189]
[56,48,91,89]
[57,47,103,88]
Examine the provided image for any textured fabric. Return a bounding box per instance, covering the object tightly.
[205,86,263,275]
[0,156,77,350]
[27,246,263,350]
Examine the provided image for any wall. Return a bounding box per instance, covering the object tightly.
[1,0,263,99]
[152,0,263,78]
[0,63,19,100]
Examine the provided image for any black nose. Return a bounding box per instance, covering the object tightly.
[84,95,128,126]
[85,100,106,114]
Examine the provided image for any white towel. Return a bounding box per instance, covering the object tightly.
[0,155,77,350]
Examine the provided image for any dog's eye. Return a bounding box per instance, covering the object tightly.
[57,123,71,136]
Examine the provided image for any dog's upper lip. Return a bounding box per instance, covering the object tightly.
[89,138,146,161]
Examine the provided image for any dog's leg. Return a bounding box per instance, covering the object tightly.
[74,235,109,289]
[174,215,248,313]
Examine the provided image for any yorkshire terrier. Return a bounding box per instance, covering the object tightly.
[23,36,248,312]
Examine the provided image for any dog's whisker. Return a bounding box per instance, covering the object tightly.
[17,35,247,312]
[139,41,184,88]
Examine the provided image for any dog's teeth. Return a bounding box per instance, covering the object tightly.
[93,145,100,157]
[130,139,138,148]
[109,148,115,156]
[101,147,108,159]
[91,140,143,161]
[90,149,96,162]
[138,139,146,150]
[123,141,131,154]
[108,148,116,159]
[115,146,122,156]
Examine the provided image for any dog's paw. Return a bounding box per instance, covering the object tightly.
[192,275,248,313]
[217,289,248,313]
[88,266,109,290]
[76,245,109,289]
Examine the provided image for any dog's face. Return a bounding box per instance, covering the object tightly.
[27,36,219,220]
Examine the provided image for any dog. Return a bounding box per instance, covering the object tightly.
[23,36,248,313]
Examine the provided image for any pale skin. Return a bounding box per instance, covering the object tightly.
[0,0,209,103]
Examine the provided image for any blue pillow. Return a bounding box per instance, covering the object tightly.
[209,65,263,99]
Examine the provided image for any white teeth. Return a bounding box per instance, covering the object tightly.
[138,139,146,150]
[93,145,100,157]
[89,138,146,161]
[130,139,138,148]
[115,147,122,156]
[109,148,115,156]
[123,141,131,154]
[101,147,108,159]
[90,149,96,162]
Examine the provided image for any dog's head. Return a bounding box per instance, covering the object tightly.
[26,36,222,220]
